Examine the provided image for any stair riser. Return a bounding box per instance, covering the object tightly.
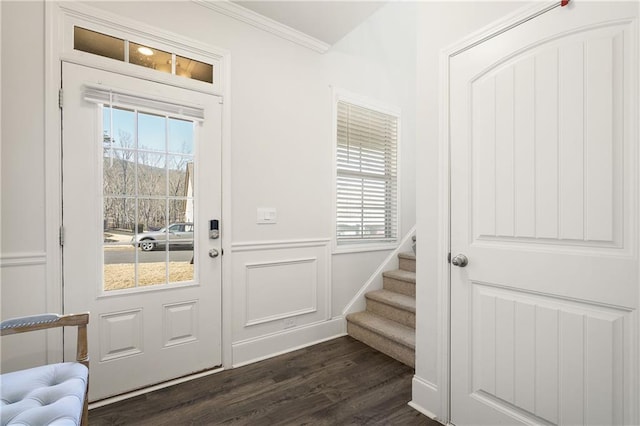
[347,322,414,368]
[383,277,415,297]
[398,257,415,273]
[366,299,415,329]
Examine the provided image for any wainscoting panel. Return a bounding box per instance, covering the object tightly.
[231,239,334,364]
[0,259,51,372]
[245,258,317,326]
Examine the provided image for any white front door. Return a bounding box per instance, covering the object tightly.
[62,62,222,401]
[450,2,638,425]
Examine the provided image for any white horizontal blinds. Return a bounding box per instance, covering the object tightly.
[336,101,398,244]
[83,86,204,122]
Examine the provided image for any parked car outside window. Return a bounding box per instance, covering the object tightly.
[131,222,194,251]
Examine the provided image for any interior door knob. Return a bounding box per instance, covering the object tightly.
[451,254,468,267]
[209,248,219,258]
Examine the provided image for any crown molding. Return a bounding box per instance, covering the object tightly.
[193,0,331,54]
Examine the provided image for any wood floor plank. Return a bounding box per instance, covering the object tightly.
[90,336,439,425]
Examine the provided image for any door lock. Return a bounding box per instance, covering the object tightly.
[209,219,219,239]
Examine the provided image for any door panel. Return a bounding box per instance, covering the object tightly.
[470,23,625,249]
[470,284,626,425]
[450,3,638,425]
[62,62,222,401]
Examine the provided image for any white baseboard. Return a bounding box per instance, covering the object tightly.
[408,401,440,423]
[411,375,444,423]
[232,316,346,367]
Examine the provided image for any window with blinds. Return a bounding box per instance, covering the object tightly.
[336,100,398,246]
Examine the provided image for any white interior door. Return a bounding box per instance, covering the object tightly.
[62,62,222,401]
[450,2,638,425]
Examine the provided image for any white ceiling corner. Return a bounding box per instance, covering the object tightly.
[194,0,387,53]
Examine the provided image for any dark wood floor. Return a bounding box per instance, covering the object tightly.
[90,336,440,425]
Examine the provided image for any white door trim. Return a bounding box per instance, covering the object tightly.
[434,0,639,422]
[44,1,233,369]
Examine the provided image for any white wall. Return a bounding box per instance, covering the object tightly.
[412,1,532,420]
[0,0,417,370]
[0,1,55,371]
[327,3,418,317]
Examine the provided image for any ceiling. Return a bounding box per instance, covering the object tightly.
[230,1,387,45]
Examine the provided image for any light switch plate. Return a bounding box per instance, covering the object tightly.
[257,207,277,224]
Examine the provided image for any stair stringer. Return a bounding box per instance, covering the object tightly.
[341,225,416,317]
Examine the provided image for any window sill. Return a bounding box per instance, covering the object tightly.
[332,241,398,255]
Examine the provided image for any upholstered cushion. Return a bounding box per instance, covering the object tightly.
[1,362,88,426]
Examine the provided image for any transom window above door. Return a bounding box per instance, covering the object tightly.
[74,27,214,84]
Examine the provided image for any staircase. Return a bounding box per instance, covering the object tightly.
[346,252,416,368]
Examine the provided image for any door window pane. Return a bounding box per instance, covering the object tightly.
[137,199,167,237]
[104,149,137,196]
[167,156,192,198]
[138,261,168,287]
[137,153,166,196]
[169,256,194,284]
[168,118,194,155]
[103,106,136,148]
[168,198,194,284]
[138,112,166,152]
[102,107,196,291]
[103,198,136,291]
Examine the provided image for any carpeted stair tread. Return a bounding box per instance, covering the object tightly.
[346,311,415,349]
[366,289,415,313]
[383,269,416,283]
[398,252,416,273]
[398,252,415,261]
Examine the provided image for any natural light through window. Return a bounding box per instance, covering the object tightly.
[102,106,196,291]
[335,98,399,248]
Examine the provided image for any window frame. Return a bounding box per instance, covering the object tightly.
[98,101,198,292]
[331,88,401,254]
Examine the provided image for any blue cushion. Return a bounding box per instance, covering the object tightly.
[0,315,60,331]
[1,362,88,426]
